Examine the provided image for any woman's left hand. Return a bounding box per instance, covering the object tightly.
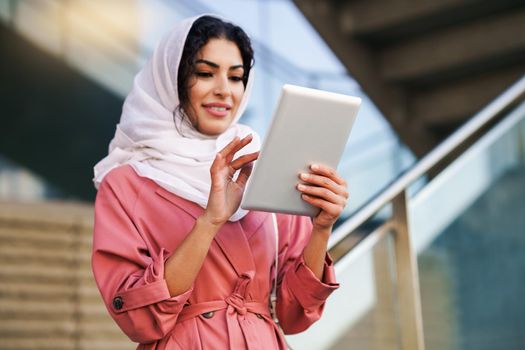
[297,164,349,231]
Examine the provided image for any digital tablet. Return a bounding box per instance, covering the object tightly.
[241,84,361,217]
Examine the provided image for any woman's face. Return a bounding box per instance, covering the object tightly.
[186,38,245,136]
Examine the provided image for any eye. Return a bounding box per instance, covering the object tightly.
[195,72,213,78]
[229,76,243,82]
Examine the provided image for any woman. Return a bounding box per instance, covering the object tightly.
[92,14,348,349]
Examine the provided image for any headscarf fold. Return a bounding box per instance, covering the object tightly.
[93,14,260,221]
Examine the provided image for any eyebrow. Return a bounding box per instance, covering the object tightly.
[195,59,244,71]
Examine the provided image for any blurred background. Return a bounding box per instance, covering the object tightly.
[0,0,524,349]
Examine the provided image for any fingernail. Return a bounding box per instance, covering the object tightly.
[300,173,308,180]
[297,184,305,190]
[311,164,319,170]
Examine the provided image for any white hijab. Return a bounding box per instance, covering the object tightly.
[93,14,260,221]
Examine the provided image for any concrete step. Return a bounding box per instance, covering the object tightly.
[0,200,93,226]
[1,338,76,350]
[0,245,92,266]
[2,338,131,350]
[0,281,76,300]
[0,262,96,282]
[0,319,75,336]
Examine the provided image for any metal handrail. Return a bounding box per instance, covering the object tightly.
[326,75,525,350]
[329,74,525,250]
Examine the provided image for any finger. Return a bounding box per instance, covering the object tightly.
[226,134,253,163]
[309,164,346,186]
[213,135,253,173]
[218,136,241,158]
[209,155,230,189]
[224,134,254,164]
[210,152,225,175]
[231,151,259,170]
[301,194,343,217]
[298,173,349,199]
[297,184,346,206]
[236,163,254,187]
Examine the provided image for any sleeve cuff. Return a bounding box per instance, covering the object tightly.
[318,253,338,286]
[111,248,193,314]
[285,253,340,309]
[112,279,193,314]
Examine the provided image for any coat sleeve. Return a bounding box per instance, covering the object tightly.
[91,169,192,344]
[275,214,339,334]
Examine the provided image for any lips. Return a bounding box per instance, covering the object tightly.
[202,102,232,117]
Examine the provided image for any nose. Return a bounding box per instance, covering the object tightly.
[213,74,231,97]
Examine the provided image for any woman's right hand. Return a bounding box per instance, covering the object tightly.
[202,134,259,227]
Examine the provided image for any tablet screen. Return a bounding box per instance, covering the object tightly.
[241,84,361,216]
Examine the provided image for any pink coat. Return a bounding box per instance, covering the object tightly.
[92,165,339,349]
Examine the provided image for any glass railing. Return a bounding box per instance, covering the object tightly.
[292,229,403,350]
[413,102,525,350]
[286,77,525,349]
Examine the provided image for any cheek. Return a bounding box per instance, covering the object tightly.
[233,86,245,105]
[185,89,202,123]
[188,81,204,102]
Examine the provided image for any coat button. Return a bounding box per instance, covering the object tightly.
[113,296,124,310]
[201,311,214,319]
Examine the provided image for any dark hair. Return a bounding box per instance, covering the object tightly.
[176,16,254,129]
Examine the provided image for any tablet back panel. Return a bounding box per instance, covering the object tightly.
[241,84,361,217]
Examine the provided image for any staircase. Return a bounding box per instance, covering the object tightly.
[293,0,525,156]
[0,201,132,349]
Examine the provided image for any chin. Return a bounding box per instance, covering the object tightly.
[199,119,233,136]
[200,124,229,136]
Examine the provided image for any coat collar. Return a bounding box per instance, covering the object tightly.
[155,186,203,219]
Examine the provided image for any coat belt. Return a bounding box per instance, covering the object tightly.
[176,274,287,349]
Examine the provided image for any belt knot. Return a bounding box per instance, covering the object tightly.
[225,272,254,316]
[225,293,247,315]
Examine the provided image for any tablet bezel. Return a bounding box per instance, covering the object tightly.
[240,84,361,217]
